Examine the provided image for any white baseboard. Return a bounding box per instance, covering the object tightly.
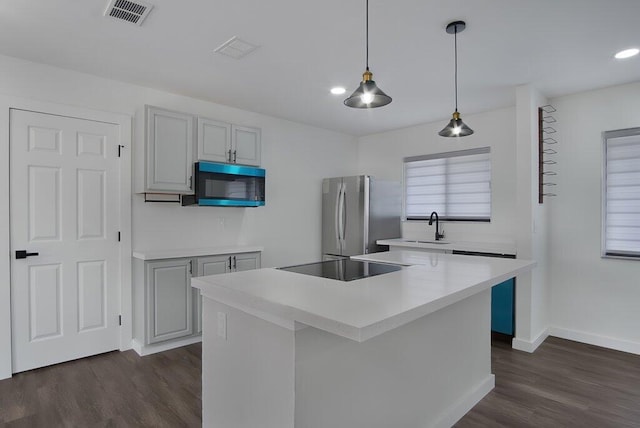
[131,335,202,356]
[434,374,495,428]
[549,327,640,355]
[512,327,549,353]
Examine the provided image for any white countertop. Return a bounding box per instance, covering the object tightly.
[132,245,264,260]
[192,251,535,342]
[378,238,517,256]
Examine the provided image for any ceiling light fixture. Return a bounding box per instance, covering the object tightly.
[331,87,346,95]
[344,0,392,108]
[614,48,639,59]
[439,21,474,138]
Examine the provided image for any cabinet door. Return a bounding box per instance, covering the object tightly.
[197,117,231,163]
[234,252,261,272]
[232,125,261,166]
[146,258,193,344]
[195,255,232,333]
[491,278,515,335]
[146,106,194,193]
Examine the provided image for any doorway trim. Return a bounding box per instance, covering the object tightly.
[0,96,132,379]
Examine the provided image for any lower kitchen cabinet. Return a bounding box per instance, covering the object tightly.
[146,258,194,344]
[491,278,515,335]
[133,250,261,355]
[194,252,261,333]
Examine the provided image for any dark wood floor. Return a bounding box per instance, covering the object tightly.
[0,344,202,427]
[457,336,640,428]
[1,337,639,427]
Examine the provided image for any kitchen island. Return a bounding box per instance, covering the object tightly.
[192,252,535,428]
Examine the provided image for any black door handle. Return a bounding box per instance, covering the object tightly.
[16,250,39,259]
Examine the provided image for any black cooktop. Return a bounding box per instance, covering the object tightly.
[277,259,402,282]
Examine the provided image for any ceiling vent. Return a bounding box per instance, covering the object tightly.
[105,0,153,26]
[214,36,259,59]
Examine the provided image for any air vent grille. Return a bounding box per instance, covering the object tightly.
[105,0,153,26]
[214,36,259,59]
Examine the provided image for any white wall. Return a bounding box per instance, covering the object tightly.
[513,85,551,352]
[0,54,357,377]
[357,107,517,245]
[548,82,640,354]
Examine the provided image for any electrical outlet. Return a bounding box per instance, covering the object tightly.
[217,312,227,340]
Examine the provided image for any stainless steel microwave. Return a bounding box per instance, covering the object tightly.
[181,162,265,207]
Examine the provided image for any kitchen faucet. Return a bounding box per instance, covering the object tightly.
[428,211,445,241]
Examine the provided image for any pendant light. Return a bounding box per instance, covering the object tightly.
[344,0,392,108]
[439,21,474,137]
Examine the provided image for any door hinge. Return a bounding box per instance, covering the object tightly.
[118,315,122,326]
[117,145,125,157]
[117,231,121,242]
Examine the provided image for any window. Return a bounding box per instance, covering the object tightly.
[403,147,491,221]
[603,128,640,258]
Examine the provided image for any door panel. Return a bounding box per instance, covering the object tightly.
[28,166,61,241]
[198,118,231,163]
[234,253,261,272]
[10,109,120,373]
[232,125,261,166]
[28,263,62,340]
[195,255,231,334]
[77,260,106,332]
[147,260,193,343]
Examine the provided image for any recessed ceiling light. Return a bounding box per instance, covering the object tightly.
[614,48,639,59]
[330,87,346,95]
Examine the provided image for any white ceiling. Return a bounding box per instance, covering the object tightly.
[0,0,638,136]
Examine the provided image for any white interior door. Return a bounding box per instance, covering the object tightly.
[10,109,121,373]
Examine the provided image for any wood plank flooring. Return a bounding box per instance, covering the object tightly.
[0,344,201,427]
[457,336,640,427]
[0,336,638,427]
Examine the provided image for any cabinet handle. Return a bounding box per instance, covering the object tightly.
[228,149,232,163]
[189,260,193,275]
[233,256,237,270]
[232,150,237,163]
[228,256,232,271]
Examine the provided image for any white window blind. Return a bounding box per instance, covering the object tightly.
[404,147,491,221]
[603,128,640,258]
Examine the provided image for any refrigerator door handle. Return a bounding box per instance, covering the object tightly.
[335,182,343,250]
[338,182,346,248]
[341,183,347,245]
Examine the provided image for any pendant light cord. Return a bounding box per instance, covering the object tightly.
[366,0,369,71]
[454,25,458,112]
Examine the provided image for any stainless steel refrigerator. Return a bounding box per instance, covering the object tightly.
[322,175,401,260]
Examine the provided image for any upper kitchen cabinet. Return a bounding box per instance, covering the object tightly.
[198,117,261,166]
[145,106,195,194]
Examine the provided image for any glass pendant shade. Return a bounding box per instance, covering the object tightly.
[344,70,392,108]
[439,111,474,137]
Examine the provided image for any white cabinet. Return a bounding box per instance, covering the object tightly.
[194,252,261,333]
[133,249,261,354]
[197,118,231,164]
[145,106,194,193]
[146,258,194,344]
[198,117,261,166]
[232,125,261,166]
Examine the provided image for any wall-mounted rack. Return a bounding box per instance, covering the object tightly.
[538,105,557,203]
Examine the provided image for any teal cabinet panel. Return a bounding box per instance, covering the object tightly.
[491,278,514,335]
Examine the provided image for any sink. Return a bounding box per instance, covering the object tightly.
[402,240,450,245]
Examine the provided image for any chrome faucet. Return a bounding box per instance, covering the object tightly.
[428,211,445,241]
